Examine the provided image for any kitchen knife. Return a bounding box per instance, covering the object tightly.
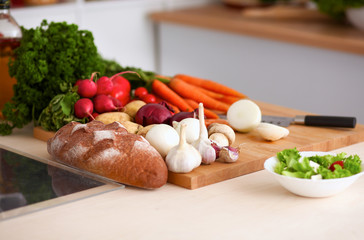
[261,115,357,128]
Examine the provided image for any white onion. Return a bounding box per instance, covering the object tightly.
[227,99,261,132]
[145,124,179,158]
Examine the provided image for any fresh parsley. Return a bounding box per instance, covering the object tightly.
[1,20,106,135]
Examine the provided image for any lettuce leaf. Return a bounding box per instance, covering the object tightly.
[274,148,362,179]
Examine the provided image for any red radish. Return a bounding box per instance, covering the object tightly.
[96,76,114,95]
[93,94,119,113]
[110,71,139,93]
[110,86,130,106]
[142,93,157,103]
[75,72,98,98]
[110,96,123,109]
[134,87,148,98]
[74,98,94,119]
[90,112,99,121]
[75,79,82,86]
[111,75,131,93]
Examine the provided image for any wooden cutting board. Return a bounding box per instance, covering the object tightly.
[33,100,364,190]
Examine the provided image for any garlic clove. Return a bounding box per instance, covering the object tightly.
[209,133,229,147]
[192,103,216,165]
[217,146,240,163]
[173,118,200,144]
[255,122,289,141]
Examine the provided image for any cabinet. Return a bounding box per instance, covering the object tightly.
[151,5,364,124]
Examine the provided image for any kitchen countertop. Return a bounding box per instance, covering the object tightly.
[1,125,364,239]
[150,4,364,56]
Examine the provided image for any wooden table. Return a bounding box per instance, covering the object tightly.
[1,124,364,239]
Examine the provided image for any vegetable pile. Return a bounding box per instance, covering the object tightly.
[0,20,162,135]
[274,148,362,179]
[0,20,106,135]
[0,19,255,173]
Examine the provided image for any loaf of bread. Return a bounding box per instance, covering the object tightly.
[47,121,168,189]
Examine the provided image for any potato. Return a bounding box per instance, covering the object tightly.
[95,112,131,124]
[120,121,143,134]
[124,100,146,118]
[137,124,156,138]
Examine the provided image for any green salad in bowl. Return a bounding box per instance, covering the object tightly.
[274,148,362,180]
[264,148,364,198]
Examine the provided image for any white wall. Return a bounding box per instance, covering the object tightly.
[11,0,217,71]
[158,23,364,124]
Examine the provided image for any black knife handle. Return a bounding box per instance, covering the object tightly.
[304,115,356,128]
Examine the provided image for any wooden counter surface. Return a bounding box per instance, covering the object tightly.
[150,4,364,56]
[1,124,364,239]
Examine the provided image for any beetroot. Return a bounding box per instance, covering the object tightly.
[74,98,94,119]
[94,94,119,113]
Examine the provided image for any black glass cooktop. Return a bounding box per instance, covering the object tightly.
[0,148,124,220]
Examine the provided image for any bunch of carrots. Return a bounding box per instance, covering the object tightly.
[151,74,247,124]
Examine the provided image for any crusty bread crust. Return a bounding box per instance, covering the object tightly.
[47,121,168,189]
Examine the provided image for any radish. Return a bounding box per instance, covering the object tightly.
[91,112,99,121]
[110,71,137,93]
[74,98,94,119]
[110,85,130,106]
[96,76,113,95]
[110,96,123,109]
[93,94,119,113]
[75,72,98,98]
[227,99,262,133]
[111,75,131,93]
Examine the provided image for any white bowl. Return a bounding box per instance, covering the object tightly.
[346,7,364,31]
[264,151,364,198]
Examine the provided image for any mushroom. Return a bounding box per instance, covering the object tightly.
[208,123,236,146]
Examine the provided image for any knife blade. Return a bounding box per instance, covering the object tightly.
[261,115,357,128]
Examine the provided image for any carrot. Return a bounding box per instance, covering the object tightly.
[193,85,243,105]
[165,101,180,114]
[154,95,181,113]
[175,74,247,98]
[168,77,230,113]
[218,95,242,105]
[184,99,219,119]
[193,85,225,99]
[152,79,193,112]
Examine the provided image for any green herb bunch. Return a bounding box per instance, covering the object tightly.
[0,20,106,135]
[313,0,364,20]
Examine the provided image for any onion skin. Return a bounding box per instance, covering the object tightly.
[135,103,173,126]
[168,111,196,126]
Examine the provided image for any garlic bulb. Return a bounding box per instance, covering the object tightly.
[172,118,200,144]
[192,103,216,165]
[165,123,202,173]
